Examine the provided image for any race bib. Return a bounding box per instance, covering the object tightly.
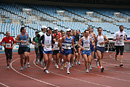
[83,44,90,50]
[6,43,11,48]
[21,40,27,45]
[46,44,51,48]
[35,43,39,48]
[65,44,71,49]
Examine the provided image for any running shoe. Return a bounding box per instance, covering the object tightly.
[7,65,10,69]
[89,65,92,70]
[56,65,59,69]
[27,63,30,68]
[44,69,50,74]
[67,70,70,74]
[72,63,74,67]
[64,63,67,68]
[101,67,104,72]
[24,64,27,69]
[120,63,123,67]
[36,60,38,65]
[86,69,89,73]
[20,67,23,71]
[78,61,81,65]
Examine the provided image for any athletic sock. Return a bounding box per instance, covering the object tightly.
[67,62,70,71]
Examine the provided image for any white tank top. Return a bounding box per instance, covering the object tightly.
[97,35,105,47]
[82,36,90,51]
[44,34,52,51]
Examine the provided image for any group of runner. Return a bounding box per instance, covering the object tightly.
[1,25,127,74]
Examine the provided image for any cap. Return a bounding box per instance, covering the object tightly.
[47,27,51,30]
[54,27,58,30]
[41,26,47,29]
[67,28,71,32]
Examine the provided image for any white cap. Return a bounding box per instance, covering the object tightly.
[47,27,50,30]
[41,26,47,29]
[67,28,71,32]
[54,27,58,30]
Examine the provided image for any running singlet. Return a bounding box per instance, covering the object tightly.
[19,33,28,47]
[53,41,59,50]
[113,31,126,46]
[62,36,72,50]
[43,34,52,51]
[1,36,15,49]
[97,35,105,47]
[82,36,90,50]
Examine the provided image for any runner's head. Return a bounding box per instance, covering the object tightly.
[54,28,58,34]
[119,25,124,32]
[41,26,47,33]
[66,28,71,36]
[98,27,102,35]
[35,31,39,36]
[73,30,76,36]
[90,27,94,33]
[20,27,26,33]
[61,31,65,37]
[56,34,59,40]
[46,27,52,35]
[6,31,10,37]
[84,30,89,37]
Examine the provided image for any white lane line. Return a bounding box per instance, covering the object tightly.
[73,68,130,83]
[0,82,9,87]
[10,58,60,87]
[33,59,112,87]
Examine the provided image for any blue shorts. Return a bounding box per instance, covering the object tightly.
[96,46,105,53]
[81,50,91,56]
[62,49,72,56]
[90,45,95,52]
[43,50,53,54]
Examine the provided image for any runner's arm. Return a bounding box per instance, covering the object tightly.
[1,38,5,46]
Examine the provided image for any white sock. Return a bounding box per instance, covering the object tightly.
[67,62,70,71]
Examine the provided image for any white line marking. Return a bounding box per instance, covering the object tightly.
[73,68,130,82]
[10,58,60,87]
[0,82,9,87]
[33,59,112,87]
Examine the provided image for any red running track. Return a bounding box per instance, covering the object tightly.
[0,51,130,87]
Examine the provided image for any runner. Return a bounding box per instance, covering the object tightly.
[41,27,54,73]
[15,27,29,71]
[89,27,96,70]
[32,31,39,64]
[1,31,15,69]
[60,29,76,74]
[53,34,60,69]
[26,37,32,68]
[78,30,94,73]
[37,26,47,66]
[53,28,61,39]
[113,25,127,67]
[95,27,109,72]
[59,31,65,70]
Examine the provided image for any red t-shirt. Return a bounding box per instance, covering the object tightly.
[53,32,61,39]
[1,36,15,49]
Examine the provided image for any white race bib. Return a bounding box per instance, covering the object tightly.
[46,44,51,48]
[83,44,90,50]
[6,43,11,48]
[21,40,27,45]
